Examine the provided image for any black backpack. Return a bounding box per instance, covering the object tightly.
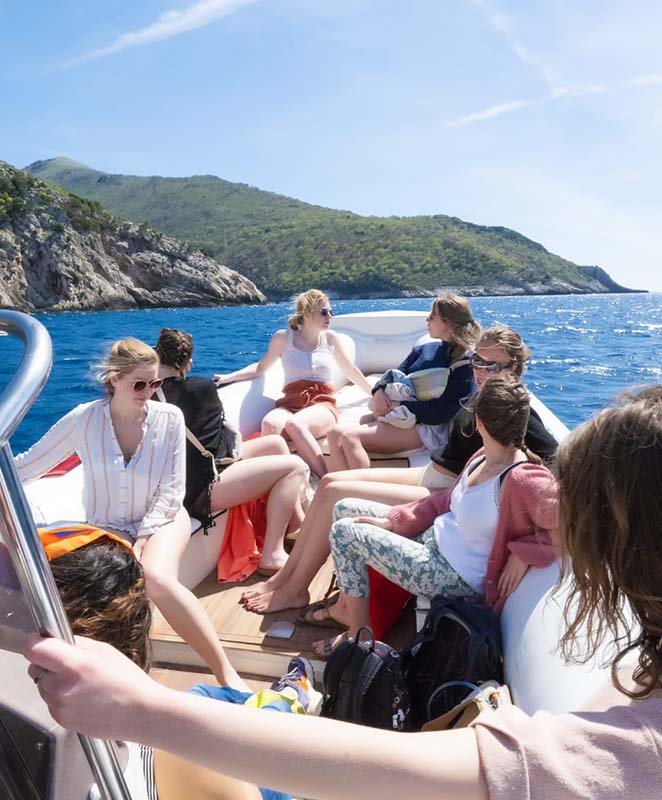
[400,595,503,730]
[321,628,410,731]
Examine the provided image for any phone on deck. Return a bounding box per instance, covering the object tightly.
[265,620,295,639]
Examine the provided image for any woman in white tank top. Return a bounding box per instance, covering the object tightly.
[214,289,372,477]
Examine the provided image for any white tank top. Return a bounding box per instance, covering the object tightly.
[433,456,518,594]
[281,329,335,385]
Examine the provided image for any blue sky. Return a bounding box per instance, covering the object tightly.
[2,0,661,290]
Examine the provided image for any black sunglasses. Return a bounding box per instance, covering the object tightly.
[320,307,334,318]
[131,378,163,393]
[470,355,513,373]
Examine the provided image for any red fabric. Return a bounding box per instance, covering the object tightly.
[44,454,81,477]
[368,568,412,640]
[216,432,269,583]
[275,379,339,419]
[387,448,560,615]
[217,494,268,583]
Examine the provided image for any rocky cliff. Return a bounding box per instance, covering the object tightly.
[0,162,265,312]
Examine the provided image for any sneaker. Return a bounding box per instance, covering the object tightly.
[270,656,323,716]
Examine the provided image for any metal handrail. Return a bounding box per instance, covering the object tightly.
[0,311,133,800]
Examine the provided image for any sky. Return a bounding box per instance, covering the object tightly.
[1,0,661,291]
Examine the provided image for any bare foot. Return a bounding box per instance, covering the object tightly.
[240,575,282,603]
[216,668,251,693]
[257,550,289,573]
[244,586,310,615]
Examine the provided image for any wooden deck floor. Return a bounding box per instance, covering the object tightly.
[150,556,415,683]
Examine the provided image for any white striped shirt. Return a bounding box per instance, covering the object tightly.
[15,399,186,539]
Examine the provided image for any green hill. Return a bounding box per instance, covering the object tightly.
[26,157,633,298]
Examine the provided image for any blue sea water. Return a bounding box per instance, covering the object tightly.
[3,293,661,454]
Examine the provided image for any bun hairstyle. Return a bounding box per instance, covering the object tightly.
[155,328,194,380]
[471,376,541,464]
[49,538,152,670]
[557,385,662,698]
[477,325,531,378]
[288,289,329,331]
[95,338,158,396]
[432,293,481,361]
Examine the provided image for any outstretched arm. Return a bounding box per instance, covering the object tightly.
[25,636,487,800]
[331,334,373,394]
[214,331,286,385]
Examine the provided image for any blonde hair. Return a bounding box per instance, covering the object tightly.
[288,289,329,330]
[95,338,159,395]
[477,326,531,378]
[432,293,481,361]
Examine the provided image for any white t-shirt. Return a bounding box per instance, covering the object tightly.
[433,456,515,593]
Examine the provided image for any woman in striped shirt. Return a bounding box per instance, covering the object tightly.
[16,338,246,689]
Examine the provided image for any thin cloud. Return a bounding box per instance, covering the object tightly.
[445,99,531,128]
[55,0,260,69]
[446,74,659,128]
[467,0,557,89]
[624,73,662,87]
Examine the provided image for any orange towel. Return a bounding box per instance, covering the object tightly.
[217,494,268,583]
[216,432,270,583]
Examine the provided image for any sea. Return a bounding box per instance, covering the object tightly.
[3,293,661,455]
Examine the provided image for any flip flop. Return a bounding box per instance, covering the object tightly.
[296,597,347,629]
[313,632,349,661]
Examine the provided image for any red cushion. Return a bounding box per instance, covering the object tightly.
[368,568,412,640]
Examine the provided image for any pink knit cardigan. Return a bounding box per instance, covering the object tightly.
[386,450,559,614]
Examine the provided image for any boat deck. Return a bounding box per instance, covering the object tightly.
[150,555,415,683]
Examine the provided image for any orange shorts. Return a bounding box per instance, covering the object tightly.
[275,380,340,420]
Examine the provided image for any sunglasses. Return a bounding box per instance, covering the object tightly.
[470,355,513,373]
[131,378,163,392]
[320,307,334,318]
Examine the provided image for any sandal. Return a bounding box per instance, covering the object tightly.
[296,599,347,629]
[313,632,349,661]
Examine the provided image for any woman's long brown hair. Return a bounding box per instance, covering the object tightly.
[557,387,662,697]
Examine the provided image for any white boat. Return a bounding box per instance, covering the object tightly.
[0,309,616,798]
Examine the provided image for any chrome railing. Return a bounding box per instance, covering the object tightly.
[0,310,133,800]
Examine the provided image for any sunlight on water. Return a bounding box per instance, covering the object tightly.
[3,293,661,451]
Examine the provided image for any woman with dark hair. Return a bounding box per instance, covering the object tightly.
[40,525,152,670]
[155,328,309,574]
[312,377,557,657]
[326,293,480,470]
[24,386,662,800]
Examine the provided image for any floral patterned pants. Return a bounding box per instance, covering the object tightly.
[329,497,477,600]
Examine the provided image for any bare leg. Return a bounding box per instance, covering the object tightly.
[326,424,350,471]
[335,422,424,470]
[211,455,308,570]
[261,407,293,436]
[241,478,428,613]
[282,405,336,478]
[140,507,248,690]
[242,435,291,458]
[322,466,426,487]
